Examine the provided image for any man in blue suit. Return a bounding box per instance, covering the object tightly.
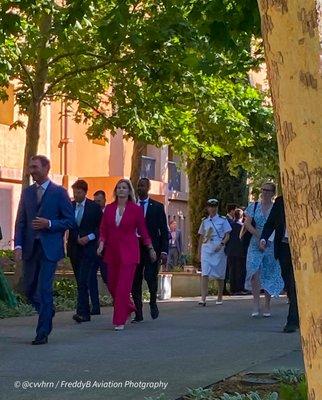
[14,155,75,345]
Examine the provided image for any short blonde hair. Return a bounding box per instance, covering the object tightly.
[113,179,136,202]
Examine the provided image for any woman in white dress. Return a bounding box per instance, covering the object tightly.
[198,199,232,306]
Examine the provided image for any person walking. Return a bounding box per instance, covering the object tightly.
[131,178,169,322]
[243,182,284,317]
[97,179,156,330]
[14,155,74,344]
[260,196,299,332]
[67,180,102,322]
[198,199,232,306]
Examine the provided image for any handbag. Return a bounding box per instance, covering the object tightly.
[240,202,258,252]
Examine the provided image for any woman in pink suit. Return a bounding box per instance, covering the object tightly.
[97,179,156,330]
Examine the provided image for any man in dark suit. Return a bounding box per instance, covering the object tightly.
[132,178,169,322]
[67,180,102,322]
[167,220,183,269]
[14,155,74,345]
[260,195,299,333]
[93,190,108,285]
[225,209,246,294]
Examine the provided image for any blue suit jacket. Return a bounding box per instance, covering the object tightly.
[14,181,75,262]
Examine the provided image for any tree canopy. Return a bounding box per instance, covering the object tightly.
[0,0,277,182]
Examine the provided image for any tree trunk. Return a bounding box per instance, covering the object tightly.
[130,139,147,192]
[188,155,248,265]
[258,1,322,398]
[21,12,52,188]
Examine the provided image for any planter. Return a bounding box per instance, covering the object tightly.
[164,271,201,297]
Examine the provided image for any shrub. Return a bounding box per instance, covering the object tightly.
[279,380,307,400]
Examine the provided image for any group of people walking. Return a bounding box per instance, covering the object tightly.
[197,182,299,333]
[13,155,169,344]
[5,154,299,345]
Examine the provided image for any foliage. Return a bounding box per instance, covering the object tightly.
[219,393,278,400]
[273,369,304,385]
[0,294,34,319]
[279,380,308,400]
[53,277,77,300]
[186,388,278,400]
[0,0,276,184]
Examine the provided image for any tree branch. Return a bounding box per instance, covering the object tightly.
[18,56,35,99]
[48,51,110,66]
[42,61,110,98]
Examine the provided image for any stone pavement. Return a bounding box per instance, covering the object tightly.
[0,296,303,400]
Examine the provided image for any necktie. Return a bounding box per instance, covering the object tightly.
[76,203,84,226]
[37,186,45,204]
[139,200,146,216]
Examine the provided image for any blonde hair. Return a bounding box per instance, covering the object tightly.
[113,179,136,202]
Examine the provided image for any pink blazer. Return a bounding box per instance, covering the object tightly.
[100,201,151,266]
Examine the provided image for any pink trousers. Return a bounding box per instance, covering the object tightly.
[107,262,137,325]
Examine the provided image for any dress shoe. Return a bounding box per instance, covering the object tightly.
[90,310,101,315]
[198,301,206,307]
[216,301,223,305]
[32,336,48,345]
[263,312,272,318]
[283,324,298,333]
[251,311,260,318]
[73,314,91,323]
[150,303,159,320]
[131,316,143,323]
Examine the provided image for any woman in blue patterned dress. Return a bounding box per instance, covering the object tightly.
[243,183,284,317]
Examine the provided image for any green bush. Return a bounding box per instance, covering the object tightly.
[279,380,307,400]
[53,278,77,299]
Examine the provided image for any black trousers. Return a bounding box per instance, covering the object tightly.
[71,247,97,318]
[227,256,246,294]
[279,243,299,327]
[132,247,159,319]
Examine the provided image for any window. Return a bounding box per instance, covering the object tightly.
[140,156,156,180]
[168,161,181,191]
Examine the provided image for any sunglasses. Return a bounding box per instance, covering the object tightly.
[261,188,274,192]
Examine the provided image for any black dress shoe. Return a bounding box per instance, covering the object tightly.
[73,314,91,323]
[32,336,48,345]
[90,310,101,315]
[131,316,143,323]
[283,324,298,333]
[150,303,159,320]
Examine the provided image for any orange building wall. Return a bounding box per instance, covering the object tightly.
[50,101,110,178]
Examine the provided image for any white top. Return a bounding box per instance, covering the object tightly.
[115,207,123,226]
[198,214,232,250]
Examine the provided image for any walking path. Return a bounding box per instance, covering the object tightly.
[0,296,303,400]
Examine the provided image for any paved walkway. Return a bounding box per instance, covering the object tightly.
[0,296,303,400]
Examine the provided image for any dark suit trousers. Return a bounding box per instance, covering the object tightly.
[227,256,246,293]
[279,243,299,327]
[23,240,56,337]
[132,247,159,318]
[71,247,97,317]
